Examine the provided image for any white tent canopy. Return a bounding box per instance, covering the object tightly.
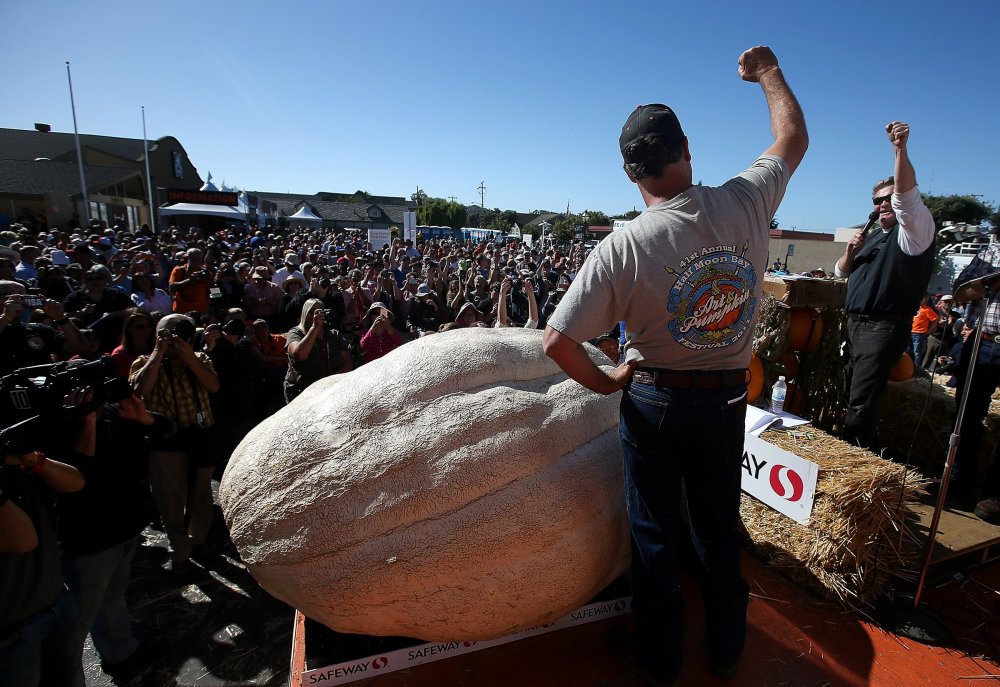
[288,205,323,223]
[159,203,246,220]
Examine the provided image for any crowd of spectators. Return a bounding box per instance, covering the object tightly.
[0,219,605,683]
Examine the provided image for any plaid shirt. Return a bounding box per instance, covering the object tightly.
[955,242,1000,335]
[130,352,216,432]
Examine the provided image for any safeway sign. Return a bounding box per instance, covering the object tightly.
[741,434,818,525]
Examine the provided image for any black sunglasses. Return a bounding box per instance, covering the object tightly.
[872,194,892,206]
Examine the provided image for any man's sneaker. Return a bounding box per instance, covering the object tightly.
[710,655,740,678]
[608,625,680,687]
[974,497,1000,524]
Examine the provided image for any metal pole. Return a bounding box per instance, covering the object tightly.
[66,61,90,226]
[142,106,156,235]
[912,287,991,607]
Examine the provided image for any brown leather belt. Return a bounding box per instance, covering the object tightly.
[632,367,746,390]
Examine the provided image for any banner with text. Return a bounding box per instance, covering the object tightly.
[300,596,631,686]
[368,228,391,250]
[741,433,818,525]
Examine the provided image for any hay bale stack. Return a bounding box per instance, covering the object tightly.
[878,378,1000,486]
[740,429,927,605]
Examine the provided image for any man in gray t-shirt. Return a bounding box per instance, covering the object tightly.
[544,46,807,685]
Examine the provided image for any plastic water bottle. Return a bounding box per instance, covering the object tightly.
[771,376,787,414]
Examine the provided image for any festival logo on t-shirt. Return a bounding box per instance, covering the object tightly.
[665,242,757,350]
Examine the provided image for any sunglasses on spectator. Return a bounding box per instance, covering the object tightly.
[872,194,892,205]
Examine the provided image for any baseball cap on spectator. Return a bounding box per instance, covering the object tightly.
[49,250,71,266]
[284,253,300,266]
[251,266,270,280]
[367,301,389,314]
[619,104,685,160]
[939,295,954,303]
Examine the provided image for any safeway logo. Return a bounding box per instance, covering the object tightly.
[768,465,804,502]
[371,657,388,670]
[613,600,627,612]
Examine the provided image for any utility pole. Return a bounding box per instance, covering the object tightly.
[448,196,457,203]
[478,181,486,208]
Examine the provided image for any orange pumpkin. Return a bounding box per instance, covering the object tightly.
[746,354,764,402]
[778,351,800,381]
[785,382,807,416]
[787,309,823,352]
[889,352,914,382]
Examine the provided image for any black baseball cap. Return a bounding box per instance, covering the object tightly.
[619,104,685,159]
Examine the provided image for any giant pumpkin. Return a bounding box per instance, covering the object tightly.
[219,328,630,641]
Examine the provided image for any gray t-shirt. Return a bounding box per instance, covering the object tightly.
[548,155,789,370]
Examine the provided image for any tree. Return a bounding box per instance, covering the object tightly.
[616,210,642,221]
[580,210,610,227]
[551,217,576,243]
[921,194,993,229]
[417,198,467,230]
[411,189,427,206]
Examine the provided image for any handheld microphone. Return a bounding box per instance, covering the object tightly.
[859,210,880,242]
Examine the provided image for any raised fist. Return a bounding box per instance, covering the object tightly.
[738,46,780,83]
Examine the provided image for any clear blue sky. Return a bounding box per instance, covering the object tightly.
[2,1,997,232]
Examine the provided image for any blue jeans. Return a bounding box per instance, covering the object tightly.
[619,381,750,681]
[911,333,928,368]
[0,586,85,687]
[62,537,140,664]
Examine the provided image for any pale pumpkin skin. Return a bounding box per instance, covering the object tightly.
[220,327,629,641]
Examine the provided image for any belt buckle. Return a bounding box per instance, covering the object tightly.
[993,334,1000,345]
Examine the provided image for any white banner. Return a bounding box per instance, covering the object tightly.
[523,233,533,248]
[368,228,391,250]
[741,434,818,525]
[403,211,417,244]
[300,595,631,686]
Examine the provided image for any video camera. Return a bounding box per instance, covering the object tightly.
[0,358,132,454]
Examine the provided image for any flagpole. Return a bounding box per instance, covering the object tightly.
[65,61,90,226]
[142,106,156,236]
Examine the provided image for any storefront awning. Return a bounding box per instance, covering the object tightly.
[159,203,246,219]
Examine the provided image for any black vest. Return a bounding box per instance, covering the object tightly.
[844,223,934,319]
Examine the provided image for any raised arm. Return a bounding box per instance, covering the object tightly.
[739,46,808,174]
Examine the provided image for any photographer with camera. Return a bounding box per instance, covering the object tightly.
[56,379,169,670]
[168,248,213,314]
[130,314,220,570]
[1,281,89,375]
[62,265,132,353]
[1,406,86,685]
[284,298,352,403]
[359,303,403,363]
[284,274,346,334]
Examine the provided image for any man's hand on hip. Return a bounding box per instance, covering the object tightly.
[738,45,780,82]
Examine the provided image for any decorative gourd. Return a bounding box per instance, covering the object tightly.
[787,308,823,352]
[889,352,914,382]
[219,328,630,642]
[778,351,800,381]
[747,354,764,402]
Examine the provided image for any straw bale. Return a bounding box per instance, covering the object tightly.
[740,428,927,605]
[877,377,1000,486]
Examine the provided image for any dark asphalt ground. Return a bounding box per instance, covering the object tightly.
[83,483,293,687]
